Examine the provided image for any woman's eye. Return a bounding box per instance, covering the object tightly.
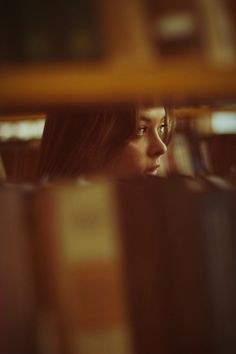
[136,126,148,136]
[158,123,168,136]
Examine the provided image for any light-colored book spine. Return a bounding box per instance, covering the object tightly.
[34,181,133,354]
[198,0,236,65]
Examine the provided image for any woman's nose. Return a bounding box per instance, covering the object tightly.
[148,132,167,157]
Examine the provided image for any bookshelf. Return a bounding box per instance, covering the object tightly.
[0,0,236,112]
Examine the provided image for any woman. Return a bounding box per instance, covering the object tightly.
[38,105,175,180]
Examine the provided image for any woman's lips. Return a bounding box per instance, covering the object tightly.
[145,165,160,175]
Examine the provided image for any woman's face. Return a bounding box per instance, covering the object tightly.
[103,107,169,177]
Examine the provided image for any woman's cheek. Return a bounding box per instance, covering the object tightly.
[125,141,146,167]
[127,140,146,157]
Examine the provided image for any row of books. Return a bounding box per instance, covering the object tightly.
[1,175,236,354]
[161,110,236,179]
[162,129,218,178]
[0,0,235,64]
[0,0,102,63]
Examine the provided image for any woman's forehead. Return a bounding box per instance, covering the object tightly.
[139,107,166,120]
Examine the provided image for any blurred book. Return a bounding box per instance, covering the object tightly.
[167,132,195,176]
[116,177,172,354]
[156,176,213,354]
[0,184,36,354]
[145,0,205,60]
[198,188,236,353]
[33,181,132,354]
[198,0,236,65]
[0,154,6,180]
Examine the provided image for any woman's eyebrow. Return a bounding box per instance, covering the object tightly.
[140,116,151,123]
[140,114,167,123]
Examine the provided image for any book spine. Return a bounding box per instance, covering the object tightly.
[0,186,36,354]
[157,177,213,354]
[198,0,236,65]
[62,0,103,61]
[0,2,22,62]
[18,0,54,62]
[145,0,204,59]
[200,191,236,353]
[34,182,132,354]
[116,177,173,354]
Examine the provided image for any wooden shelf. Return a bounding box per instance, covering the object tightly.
[0,60,236,111]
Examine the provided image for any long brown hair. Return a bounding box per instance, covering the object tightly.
[38,106,175,179]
